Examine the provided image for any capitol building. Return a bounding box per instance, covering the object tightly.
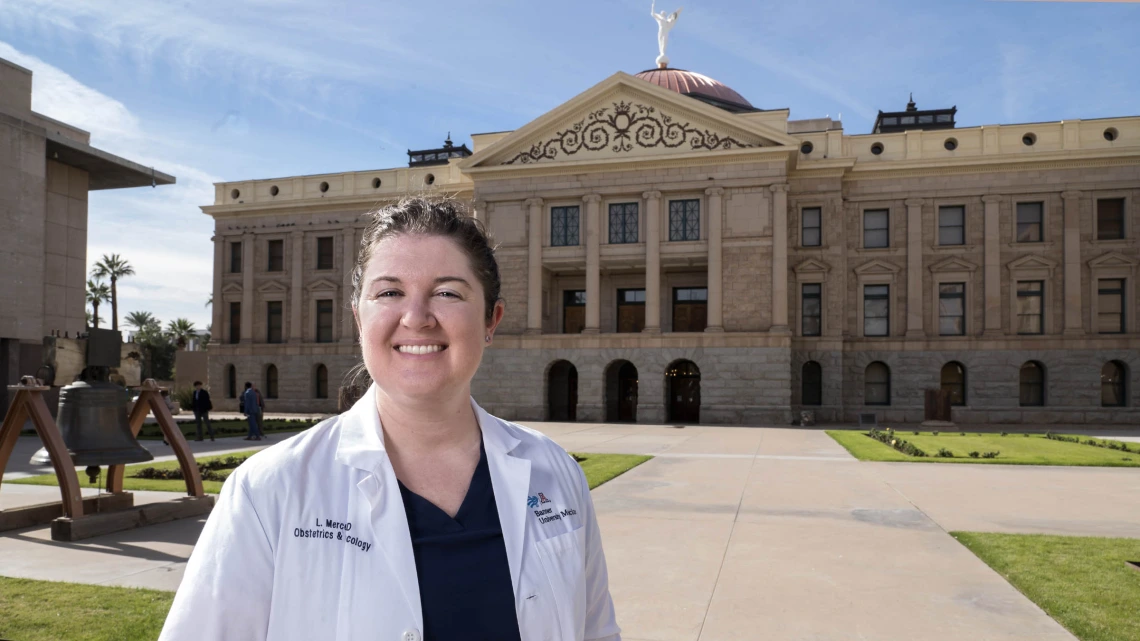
[203,59,1140,425]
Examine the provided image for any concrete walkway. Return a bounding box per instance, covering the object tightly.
[2,422,1138,640]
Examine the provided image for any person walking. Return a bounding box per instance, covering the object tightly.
[252,382,268,439]
[241,382,261,441]
[191,381,215,442]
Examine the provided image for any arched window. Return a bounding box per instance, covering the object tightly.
[802,361,822,406]
[226,364,237,398]
[940,362,966,406]
[315,364,329,399]
[1101,361,1128,407]
[1019,361,1045,407]
[265,364,279,400]
[864,362,891,406]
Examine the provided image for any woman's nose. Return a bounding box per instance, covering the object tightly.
[400,296,437,329]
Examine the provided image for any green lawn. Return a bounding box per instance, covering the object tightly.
[8,449,261,494]
[827,430,1140,467]
[954,532,1140,641]
[0,576,174,641]
[574,452,652,489]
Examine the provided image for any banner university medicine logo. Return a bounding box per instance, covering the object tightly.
[527,493,553,508]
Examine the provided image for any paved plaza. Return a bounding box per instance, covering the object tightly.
[2,423,1139,640]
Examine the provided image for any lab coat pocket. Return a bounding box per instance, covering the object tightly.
[534,527,587,641]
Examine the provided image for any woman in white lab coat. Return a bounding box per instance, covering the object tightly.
[160,197,621,641]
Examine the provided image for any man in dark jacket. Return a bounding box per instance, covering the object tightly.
[192,381,215,442]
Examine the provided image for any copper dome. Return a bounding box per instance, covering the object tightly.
[634,68,754,110]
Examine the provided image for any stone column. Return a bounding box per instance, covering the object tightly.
[982,195,1003,335]
[905,198,925,337]
[289,231,304,343]
[340,227,356,343]
[642,190,662,333]
[526,197,544,334]
[583,194,602,334]
[210,234,224,344]
[770,184,791,332]
[473,200,488,224]
[240,233,254,343]
[706,187,725,332]
[1062,191,1084,335]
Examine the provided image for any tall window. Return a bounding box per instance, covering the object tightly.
[267,239,284,271]
[802,361,822,406]
[1016,202,1043,242]
[609,203,639,244]
[1016,281,1044,334]
[865,362,891,405]
[672,287,708,332]
[563,290,586,334]
[316,299,334,343]
[1096,198,1125,240]
[863,209,889,248]
[801,283,822,336]
[230,242,242,273]
[941,362,966,406]
[863,285,889,337]
[267,301,283,343]
[1019,361,1045,406]
[551,206,580,247]
[617,289,646,333]
[316,237,334,270]
[938,206,965,246]
[228,302,241,344]
[226,364,236,398]
[315,364,329,399]
[265,364,279,399]
[1101,361,1127,407]
[938,283,966,336]
[669,199,700,241]
[1097,279,1125,334]
[801,207,822,247]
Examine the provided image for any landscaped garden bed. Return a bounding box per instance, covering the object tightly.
[828,429,1140,466]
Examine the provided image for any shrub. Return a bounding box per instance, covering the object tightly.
[913,431,920,436]
[937,448,954,458]
[1023,433,1030,437]
[932,431,939,436]
[960,432,966,436]
[172,387,195,411]
[969,451,980,458]
[1000,432,1008,437]
[982,451,1000,459]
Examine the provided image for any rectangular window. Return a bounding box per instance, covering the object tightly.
[672,287,708,332]
[1016,281,1044,334]
[563,290,586,334]
[863,210,889,248]
[1016,202,1043,243]
[669,200,701,241]
[267,301,283,343]
[1097,279,1125,334]
[608,203,639,244]
[938,282,966,336]
[316,299,333,343]
[551,206,580,247]
[316,237,334,270]
[802,207,822,247]
[1097,198,1125,240]
[616,288,646,333]
[801,283,822,336]
[230,242,242,273]
[228,302,241,344]
[938,206,965,246]
[267,239,284,271]
[863,284,889,337]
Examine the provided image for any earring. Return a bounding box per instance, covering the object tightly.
[485,335,491,342]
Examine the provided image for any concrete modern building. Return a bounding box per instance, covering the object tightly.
[203,65,1140,425]
[0,57,175,414]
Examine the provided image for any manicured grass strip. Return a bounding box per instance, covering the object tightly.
[573,452,652,489]
[134,418,318,440]
[827,430,1140,467]
[953,532,1140,641]
[0,575,173,641]
[8,449,262,494]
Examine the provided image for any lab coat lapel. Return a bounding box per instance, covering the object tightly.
[474,400,531,597]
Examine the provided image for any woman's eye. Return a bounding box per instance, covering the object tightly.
[437,291,459,298]
[374,290,400,298]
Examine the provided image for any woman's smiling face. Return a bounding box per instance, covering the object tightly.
[354,233,503,404]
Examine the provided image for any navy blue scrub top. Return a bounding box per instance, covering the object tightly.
[397,442,522,641]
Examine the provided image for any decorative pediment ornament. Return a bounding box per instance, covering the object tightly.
[221,282,243,294]
[257,281,288,294]
[929,256,978,273]
[794,258,832,275]
[1006,254,1057,272]
[853,259,902,275]
[306,278,339,292]
[1088,251,1138,268]
[503,101,753,165]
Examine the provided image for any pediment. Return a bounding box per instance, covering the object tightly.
[1007,254,1057,272]
[257,281,288,294]
[929,256,978,274]
[463,72,797,171]
[794,258,832,275]
[306,278,339,292]
[853,259,901,276]
[221,282,243,294]
[1088,251,1138,268]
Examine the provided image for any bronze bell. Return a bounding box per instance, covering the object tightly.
[55,378,154,466]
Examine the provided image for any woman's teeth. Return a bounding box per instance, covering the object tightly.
[396,345,444,355]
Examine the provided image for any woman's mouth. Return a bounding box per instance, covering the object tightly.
[394,344,447,355]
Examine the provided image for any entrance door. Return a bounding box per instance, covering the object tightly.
[548,360,578,421]
[618,362,638,422]
[667,360,701,424]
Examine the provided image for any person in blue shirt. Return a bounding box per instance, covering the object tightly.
[241,382,261,441]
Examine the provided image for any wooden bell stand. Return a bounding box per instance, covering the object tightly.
[0,377,214,541]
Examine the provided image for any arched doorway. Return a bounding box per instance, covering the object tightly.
[605,361,639,422]
[548,360,578,421]
[666,360,700,424]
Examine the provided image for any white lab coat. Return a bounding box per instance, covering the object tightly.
[159,385,621,641]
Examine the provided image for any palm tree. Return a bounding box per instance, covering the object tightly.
[125,310,157,332]
[205,294,213,308]
[91,254,135,331]
[86,280,111,329]
[85,310,105,327]
[166,318,197,349]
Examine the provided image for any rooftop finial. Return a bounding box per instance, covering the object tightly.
[651,1,682,69]
[906,93,916,111]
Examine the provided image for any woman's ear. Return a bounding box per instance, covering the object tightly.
[486,299,506,338]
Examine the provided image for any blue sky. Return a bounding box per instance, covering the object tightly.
[1,0,1138,331]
